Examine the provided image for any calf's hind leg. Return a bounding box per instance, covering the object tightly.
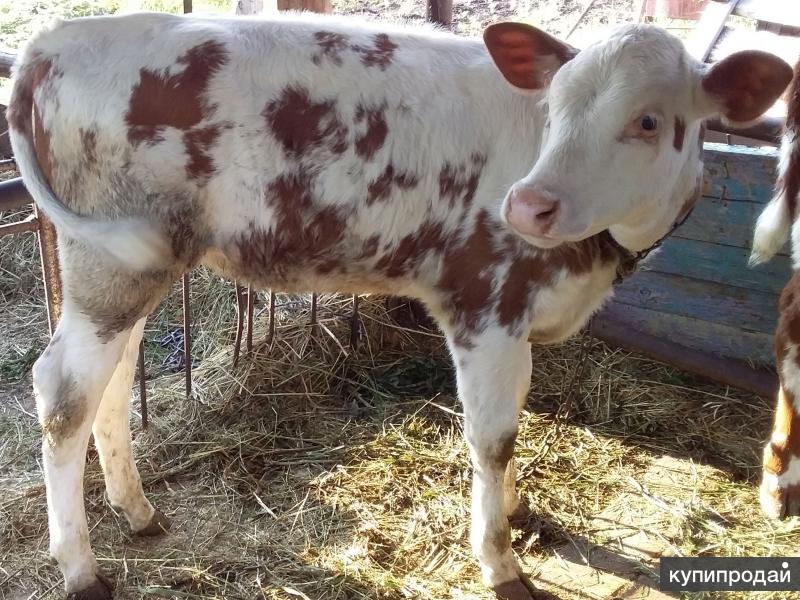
[33,250,174,599]
[92,317,170,535]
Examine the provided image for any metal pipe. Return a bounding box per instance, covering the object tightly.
[182,273,192,397]
[349,294,360,350]
[0,177,33,212]
[138,339,148,429]
[268,291,276,343]
[0,215,38,237]
[246,285,254,354]
[233,281,245,367]
[310,292,318,327]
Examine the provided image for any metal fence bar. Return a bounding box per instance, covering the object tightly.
[310,293,318,328]
[268,291,276,342]
[0,214,37,236]
[246,285,254,354]
[0,178,33,211]
[233,281,246,367]
[138,338,148,428]
[182,273,192,397]
[349,294,360,350]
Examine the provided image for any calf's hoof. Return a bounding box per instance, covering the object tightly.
[760,477,800,519]
[493,575,559,600]
[508,502,536,530]
[67,573,113,600]
[134,509,171,537]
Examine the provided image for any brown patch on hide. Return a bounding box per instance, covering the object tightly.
[438,153,487,207]
[236,173,347,275]
[351,34,398,70]
[33,103,54,187]
[40,375,87,447]
[6,55,55,136]
[438,210,503,335]
[497,231,623,332]
[183,124,222,182]
[263,87,348,159]
[358,235,381,259]
[166,202,205,263]
[673,115,685,152]
[80,128,98,168]
[497,253,552,328]
[375,221,447,278]
[312,31,350,66]
[558,231,621,276]
[493,432,517,471]
[126,40,228,144]
[367,165,418,204]
[354,103,388,160]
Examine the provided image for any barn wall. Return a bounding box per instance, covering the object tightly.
[598,142,789,367]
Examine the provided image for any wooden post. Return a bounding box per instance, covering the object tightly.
[277,0,331,11]
[426,0,452,28]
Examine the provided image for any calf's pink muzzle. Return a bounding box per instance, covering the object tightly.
[504,186,561,238]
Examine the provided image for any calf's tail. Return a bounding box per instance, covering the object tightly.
[6,50,170,272]
[751,60,800,266]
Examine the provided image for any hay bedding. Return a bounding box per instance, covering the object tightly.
[1,2,799,598]
[1,276,798,600]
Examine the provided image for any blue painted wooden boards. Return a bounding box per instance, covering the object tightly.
[598,142,790,366]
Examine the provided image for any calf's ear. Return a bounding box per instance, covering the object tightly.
[697,50,793,124]
[483,22,577,92]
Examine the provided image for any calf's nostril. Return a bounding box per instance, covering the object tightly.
[534,205,558,222]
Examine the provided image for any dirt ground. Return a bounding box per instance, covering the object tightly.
[1,1,797,600]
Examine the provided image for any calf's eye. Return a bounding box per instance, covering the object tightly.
[641,115,658,131]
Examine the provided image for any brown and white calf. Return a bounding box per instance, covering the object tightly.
[8,12,790,600]
[751,57,800,521]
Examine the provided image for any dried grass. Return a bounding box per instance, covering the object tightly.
[1,266,798,600]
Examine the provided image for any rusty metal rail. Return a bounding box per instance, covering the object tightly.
[0,177,63,335]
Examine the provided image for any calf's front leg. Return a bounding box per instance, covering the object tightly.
[448,330,535,600]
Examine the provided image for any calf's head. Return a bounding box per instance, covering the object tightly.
[484,22,792,251]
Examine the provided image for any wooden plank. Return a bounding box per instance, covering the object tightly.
[595,305,778,397]
[597,302,775,364]
[644,237,791,295]
[677,193,789,256]
[613,270,780,335]
[702,143,779,204]
[686,0,739,62]
[734,0,800,28]
[705,116,784,145]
